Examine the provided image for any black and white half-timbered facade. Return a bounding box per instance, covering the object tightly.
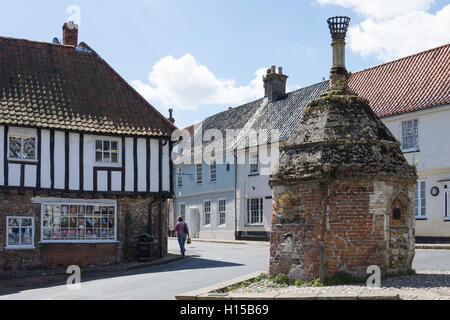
[0,22,176,270]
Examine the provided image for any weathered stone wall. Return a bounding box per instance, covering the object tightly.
[270,178,415,282]
[0,191,169,271]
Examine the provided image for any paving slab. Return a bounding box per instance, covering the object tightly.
[275,292,319,300]
[229,293,280,300]
[358,292,400,300]
[317,292,360,300]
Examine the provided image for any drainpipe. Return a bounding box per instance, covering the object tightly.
[234,152,238,240]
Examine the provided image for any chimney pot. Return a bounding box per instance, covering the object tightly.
[168,108,175,124]
[62,21,79,47]
[264,66,288,103]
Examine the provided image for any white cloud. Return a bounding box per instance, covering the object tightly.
[132,54,267,111]
[348,6,450,60]
[316,0,450,61]
[316,0,435,19]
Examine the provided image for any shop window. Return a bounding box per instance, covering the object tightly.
[41,203,116,242]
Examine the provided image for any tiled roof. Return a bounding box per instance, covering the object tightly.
[348,43,450,118]
[0,37,176,137]
[192,43,449,151]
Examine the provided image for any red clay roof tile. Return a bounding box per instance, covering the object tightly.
[348,43,450,118]
[0,37,176,136]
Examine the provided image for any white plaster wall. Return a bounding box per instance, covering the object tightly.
[137,138,147,192]
[97,170,108,192]
[382,105,450,237]
[83,135,95,191]
[125,137,134,192]
[41,130,51,188]
[235,144,279,236]
[8,163,20,187]
[69,133,80,190]
[24,165,36,187]
[162,142,170,192]
[111,171,122,191]
[54,131,65,190]
[150,139,159,192]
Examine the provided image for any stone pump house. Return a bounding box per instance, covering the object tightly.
[269,17,418,282]
[0,22,176,270]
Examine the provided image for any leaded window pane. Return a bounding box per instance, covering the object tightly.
[9,136,22,159]
[23,137,36,159]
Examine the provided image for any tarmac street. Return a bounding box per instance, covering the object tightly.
[0,240,448,300]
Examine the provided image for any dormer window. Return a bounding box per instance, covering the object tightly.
[95,139,119,164]
[8,134,37,161]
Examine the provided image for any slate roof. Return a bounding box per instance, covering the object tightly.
[0,37,176,137]
[192,43,449,151]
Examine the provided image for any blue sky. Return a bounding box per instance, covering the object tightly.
[1,0,449,128]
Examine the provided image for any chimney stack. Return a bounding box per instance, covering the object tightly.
[168,108,175,124]
[327,16,351,87]
[63,21,79,47]
[263,66,288,103]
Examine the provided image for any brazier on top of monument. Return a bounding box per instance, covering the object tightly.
[269,17,418,282]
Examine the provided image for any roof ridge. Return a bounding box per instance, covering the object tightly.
[0,35,75,48]
[350,42,450,76]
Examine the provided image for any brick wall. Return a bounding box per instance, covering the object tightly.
[0,191,169,271]
[270,178,415,281]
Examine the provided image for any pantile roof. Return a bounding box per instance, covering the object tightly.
[0,37,176,137]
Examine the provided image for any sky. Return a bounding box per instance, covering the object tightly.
[0,0,449,129]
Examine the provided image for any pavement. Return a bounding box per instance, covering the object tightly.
[0,240,269,300]
[0,238,449,300]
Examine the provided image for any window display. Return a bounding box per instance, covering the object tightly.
[42,203,116,242]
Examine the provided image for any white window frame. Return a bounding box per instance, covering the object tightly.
[203,200,211,226]
[40,200,117,244]
[247,198,264,225]
[177,168,183,187]
[415,180,427,220]
[210,161,217,182]
[249,152,259,175]
[7,130,38,162]
[197,164,203,184]
[401,119,419,152]
[218,199,226,226]
[6,216,35,249]
[179,203,186,221]
[94,138,121,166]
[444,185,449,221]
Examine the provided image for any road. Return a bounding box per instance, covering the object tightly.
[0,241,449,300]
[0,240,269,300]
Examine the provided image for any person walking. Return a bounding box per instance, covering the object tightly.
[175,216,189,256]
